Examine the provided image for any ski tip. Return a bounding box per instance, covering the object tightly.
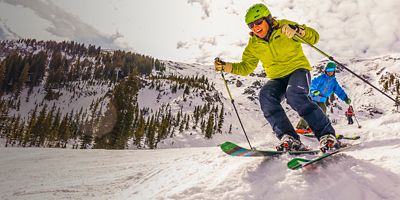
[287,158,310,170]
[220,141,235,150]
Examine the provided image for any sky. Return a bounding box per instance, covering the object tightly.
[0,0,400,64]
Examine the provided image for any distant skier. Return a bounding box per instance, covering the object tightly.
[345,106,355,125]
[297,62,351,129]
[214,3,340,152]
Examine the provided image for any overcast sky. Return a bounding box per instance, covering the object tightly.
[0,0,399,64]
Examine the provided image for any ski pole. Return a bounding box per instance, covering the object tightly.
[352,112,362,128]
[215,57,253,149]
[292,31,400,106]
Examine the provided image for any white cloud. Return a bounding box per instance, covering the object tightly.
[198,36,217,49]
[177,41,190,49]
[0,18,21,39]
[1,0,399,64]
[187,0,212,19]
[1,0,120,49]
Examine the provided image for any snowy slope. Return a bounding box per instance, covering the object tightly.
[1,135,400,200]
[1,54,400,199]
[3,81,112,121]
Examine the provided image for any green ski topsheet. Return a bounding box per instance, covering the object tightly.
[287,144,357,170]
[220,141,319,157]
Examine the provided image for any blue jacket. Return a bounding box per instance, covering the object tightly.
[309,74,348,103]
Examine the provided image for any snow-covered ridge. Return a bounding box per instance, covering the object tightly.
[0,40,236,149]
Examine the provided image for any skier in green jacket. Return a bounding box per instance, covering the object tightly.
[214,3,339,152]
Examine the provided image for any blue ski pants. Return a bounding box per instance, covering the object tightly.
[259,69,335,140]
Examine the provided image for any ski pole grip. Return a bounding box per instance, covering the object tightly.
[288,24,298,31]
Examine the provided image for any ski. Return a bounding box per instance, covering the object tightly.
[287,144,357,170]
[220,141,319,157]
[335,134,361,140]
[296,129,360,140]
[302,133,360,140]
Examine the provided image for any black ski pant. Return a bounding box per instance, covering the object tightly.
[259,69,335,141]
[347,116,354,124]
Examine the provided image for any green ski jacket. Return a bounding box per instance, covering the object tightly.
[231,19,319,79]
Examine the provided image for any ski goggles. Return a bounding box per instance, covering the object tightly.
[325,68,335,72]
[248,18,265,29]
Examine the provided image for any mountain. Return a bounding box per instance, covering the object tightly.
[1,40,400,150]
[0,39,234,149]
[1,39,400,199]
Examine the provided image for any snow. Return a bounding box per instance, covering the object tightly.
[2,138,400,200]
[1,53,400,199]
[2,81,112,121]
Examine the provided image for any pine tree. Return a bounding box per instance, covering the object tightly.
[48,108,61,147]
[58,113,71,148]
[0,61,6,94]
[17,62,30,95]
[80,134,93,149]
[205,114,214,139]
[185,115,190,130]
[32,105,48,147]
[4,116,15,147]
[0,101,9,136]
[200,119,205,134]
[383,81,389,92]
[146,116,156,149]
[175,108,181,127]
[193,106,200,128]
[16,120,25,147]
[217,104,224,133]
[24,105,38,147]
[134,114,145,147]
[10,115,21,146]
[179,114,185,132]
[184,85,190,95]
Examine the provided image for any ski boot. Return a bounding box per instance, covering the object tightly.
[319,134,341,153]
[276,134,310,152]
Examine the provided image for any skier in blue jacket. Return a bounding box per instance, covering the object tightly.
[297,62,351,130]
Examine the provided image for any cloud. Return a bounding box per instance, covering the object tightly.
[0,19,21,39]
[3,0,120,49]
[194,49,213,64]
[110,31,124,41]
[295,0,400,59]
[176,41,190,49]
[198,36,217,49]
[187,0,212,19]
[176,36,219,51]
[231,40,247,48]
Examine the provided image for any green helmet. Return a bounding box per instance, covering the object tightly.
[245,3,271,25]
[325,62,337,72]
